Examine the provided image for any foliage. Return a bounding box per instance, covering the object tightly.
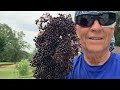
[16,60,30,76]
[0,36,6,53]
[28,48,37,61]
[0,62,34,79]
[0,23,30,62]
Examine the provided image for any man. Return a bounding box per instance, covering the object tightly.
[65,11,120,79]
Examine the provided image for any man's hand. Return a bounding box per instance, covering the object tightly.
[34,31,44,48]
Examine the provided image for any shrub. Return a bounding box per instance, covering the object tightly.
[16,59,30,76]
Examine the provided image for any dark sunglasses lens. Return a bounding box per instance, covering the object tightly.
[99,13,116,26]
[76,15,93,27]
[76,13,116,27]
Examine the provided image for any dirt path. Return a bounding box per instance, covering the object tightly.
[0,64,16,68]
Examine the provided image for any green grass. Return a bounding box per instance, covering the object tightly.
[0,62,14,65]
[0,64,35,79]
[0,66,17,79]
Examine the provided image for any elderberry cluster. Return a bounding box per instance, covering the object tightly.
[30,13,79,79]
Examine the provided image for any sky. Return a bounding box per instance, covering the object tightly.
[0,11,75,53]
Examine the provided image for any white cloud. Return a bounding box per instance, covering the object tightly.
[0,11,75,52]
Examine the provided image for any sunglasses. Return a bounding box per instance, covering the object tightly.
[75,13,116,27]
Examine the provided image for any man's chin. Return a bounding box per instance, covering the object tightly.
[87,46,104,53]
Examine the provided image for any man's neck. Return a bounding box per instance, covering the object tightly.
[83,50,111,66]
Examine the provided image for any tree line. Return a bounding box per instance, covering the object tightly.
[0,23,31,62]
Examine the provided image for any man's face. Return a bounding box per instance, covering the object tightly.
[75,19,115,53]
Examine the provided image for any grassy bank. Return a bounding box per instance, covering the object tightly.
[0,62,34,79]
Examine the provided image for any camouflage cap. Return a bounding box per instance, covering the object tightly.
[74,11,117,21]
[75,11,116,17]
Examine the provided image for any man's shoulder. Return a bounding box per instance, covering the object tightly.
[112,52,120,57]
[112,52,120,62]
[72,54,82,65]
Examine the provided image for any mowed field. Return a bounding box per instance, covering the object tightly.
[0,62,34,79]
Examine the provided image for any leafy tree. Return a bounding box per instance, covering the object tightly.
[27,48,37,61]
[0,35,6,53]
[0,23,30,62]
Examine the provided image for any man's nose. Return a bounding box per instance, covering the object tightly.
[90,20,102,31]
